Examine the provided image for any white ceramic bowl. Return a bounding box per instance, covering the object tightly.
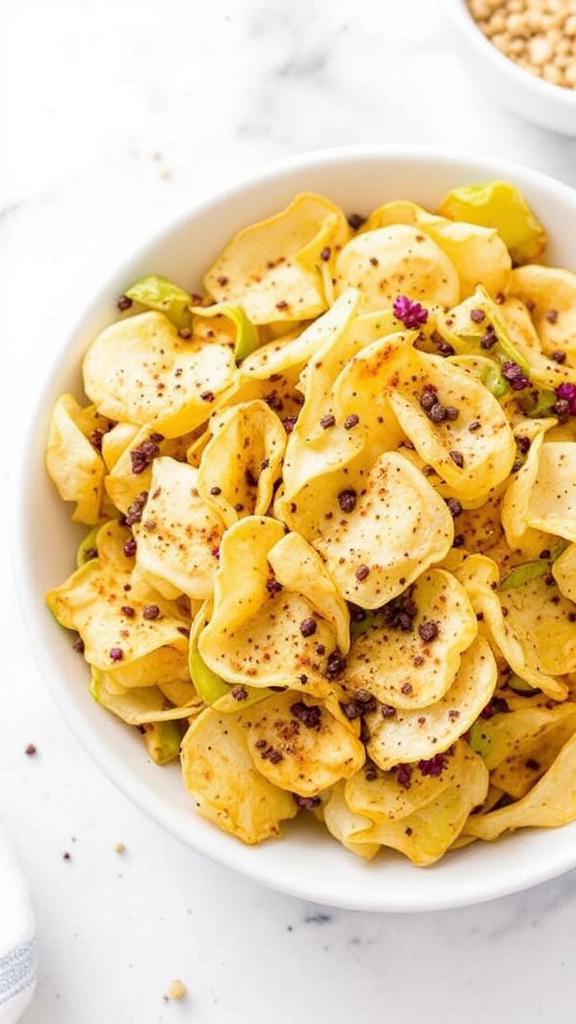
[15,145,576,912]
[442,0,576,135]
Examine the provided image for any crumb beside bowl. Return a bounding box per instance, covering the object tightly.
[442,0,576,135]
[14,144,576,913]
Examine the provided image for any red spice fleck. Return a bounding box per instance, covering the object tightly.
[25,743,37,756]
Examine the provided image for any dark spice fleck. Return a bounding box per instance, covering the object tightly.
[449,450,465,468]
[551,349,567,364]
[320,413,336,429]
[468,419,481,432]
[344,413,360,429]
[501,361,530,391]
[117,295,133,311]
[419,752,447,776]
[338,488,357,513]
[381,704,396,718]
[142,604,161,620]
[480,326,497,349]
[210,486,222,495]
[216,275,229,286]
[231,686,248,701]
[347,212,365,230]
[453,533,465,548]
[299,617,317,638]
[266,577,282,596]
[72,636,85,654]
[130,434,164,475]
[325,650,346,679]
[294,794,322,809]
[89,429,104,451]
[395,764,412,788]
[546,309,559,324]
[355,564,370,581]
[109,647,124,662]
[123,537,137,558]
[125,491,148,526]
[121,605,135,618]
[419,385,438,411]
[200,390,215,403]
[437,341,455,356]
[383,590,417,631]
[291,701,322,729]
[320,246,331,261]
[418,620,439,642]
[470,308,485,323]
[446,497,463,518]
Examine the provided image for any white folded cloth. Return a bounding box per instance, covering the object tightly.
[0,820,37,1024]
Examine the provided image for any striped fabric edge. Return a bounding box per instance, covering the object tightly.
[0,939,37,1006]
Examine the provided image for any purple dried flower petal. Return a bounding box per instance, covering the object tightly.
[393,295,429,330]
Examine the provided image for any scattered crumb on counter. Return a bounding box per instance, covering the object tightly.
[25,743,37,756]
[62,851,72,861]
[165,980,187,1001]
[304,911,332,924]
[115,842,126,854]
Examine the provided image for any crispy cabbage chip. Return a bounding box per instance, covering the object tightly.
[365,637,497,770]
[83,311,236,437]
[181,708,298,844]
[243,691,365,796]
[464,730,576,841]
[46,181,576,861]
[46,521,190,673]
[313,451,454,608]
[203,192,350,324]
[198,400,286,527]
[334,740,489,865]
[199,516,339,696]
[46,395,109,524]
[343,568,478,708]
[132,457,224,600]
[509,264,576,363]
[335,223,460,311]
[363,200,512,298]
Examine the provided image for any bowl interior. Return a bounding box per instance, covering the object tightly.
[16,146,576,912]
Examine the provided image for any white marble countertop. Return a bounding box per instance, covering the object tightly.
[4,1,576,1021]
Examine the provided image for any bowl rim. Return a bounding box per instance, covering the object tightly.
[13,142,576,913]
[442,0,576,108]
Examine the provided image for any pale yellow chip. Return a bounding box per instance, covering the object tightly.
[46,394,108,525]
[322,783,380,860]
[46,521,190,671]
[365,636,497,771]
[83,311,236,437]
[509,264,576,363]
[104,425,193,516]
[198,516,339,696]
[91,668,202,724]
[349,741,489,866]
[469,703,576,799]
[503,436,576,550]
[552,542,576,601]
[363,200,511,299]
[343,568,478,709]
[312,451,454,609]
[498,574,576,678]
[455,553,568,700]
[181,708,298,844]
[464,729,576,841]
[197,400,286,528]
[267,531,351,655]
[334,223,460,311]
[133,457,224,600]
[243,691,365,797]
[203,192,350,324]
